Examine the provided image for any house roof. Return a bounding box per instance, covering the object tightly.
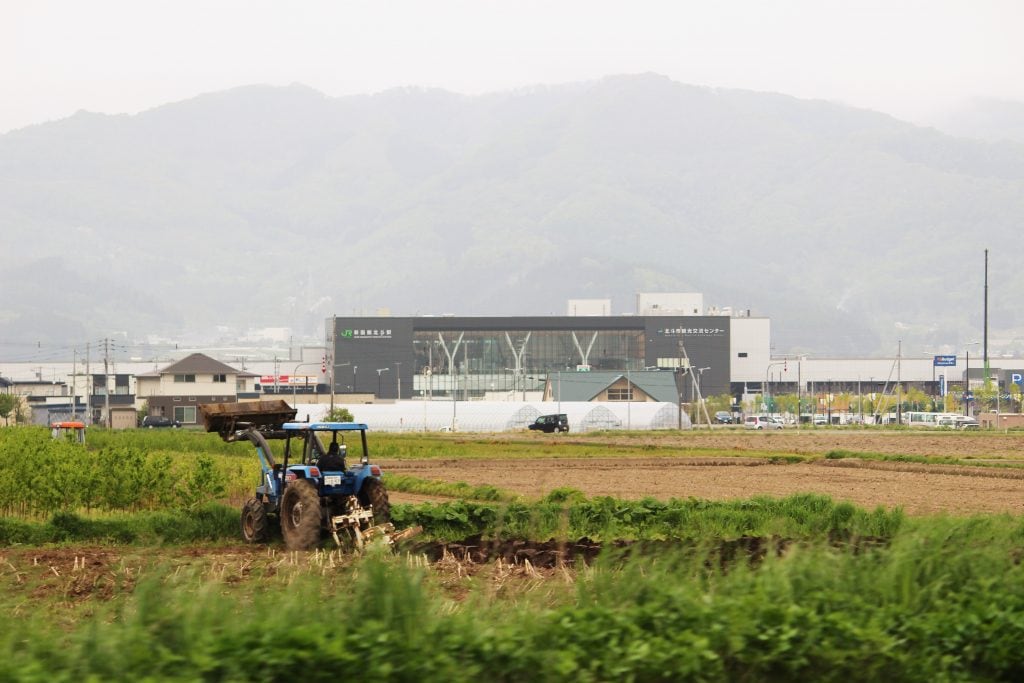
[137,353,257,378]
[548,371,681,403]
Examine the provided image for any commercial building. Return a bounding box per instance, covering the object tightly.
[326,314,737,401]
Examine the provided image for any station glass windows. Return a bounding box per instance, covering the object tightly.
[410,328,644,398]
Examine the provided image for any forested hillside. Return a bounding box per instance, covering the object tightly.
[2,74,1022,355]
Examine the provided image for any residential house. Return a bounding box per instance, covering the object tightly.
[135,353,259,425]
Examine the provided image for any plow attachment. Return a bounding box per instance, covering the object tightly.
[329,507,422,551]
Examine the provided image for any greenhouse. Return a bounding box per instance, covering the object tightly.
[290,401,690,433]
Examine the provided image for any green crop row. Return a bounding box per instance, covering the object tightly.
[0,427,240,516]
[392,492,906,542]
[0,491,906,548]
[2,517,1024,681]
[825,448,1024,469]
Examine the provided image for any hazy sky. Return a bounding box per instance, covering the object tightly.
[3,0,1022,133]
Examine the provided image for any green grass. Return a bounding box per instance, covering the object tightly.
[2,516,1024,681]
[385,474,519,502]
[825,449,1024,469]
[369,432,810,461]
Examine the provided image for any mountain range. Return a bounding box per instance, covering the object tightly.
[2,73,1022,357]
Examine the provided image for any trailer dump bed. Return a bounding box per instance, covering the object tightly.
[199,400,297,437]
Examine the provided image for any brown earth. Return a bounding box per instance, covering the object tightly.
[384,430,1024,516]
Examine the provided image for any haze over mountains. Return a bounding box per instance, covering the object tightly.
[2,74,1022,357]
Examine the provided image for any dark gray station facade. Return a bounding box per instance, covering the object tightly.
[327,316,730,401]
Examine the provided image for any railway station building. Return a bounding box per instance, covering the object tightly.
[325,298,770,402]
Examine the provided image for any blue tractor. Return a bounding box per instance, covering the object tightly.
[200,401,404,551]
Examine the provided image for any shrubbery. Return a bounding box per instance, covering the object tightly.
[0,427,230,516]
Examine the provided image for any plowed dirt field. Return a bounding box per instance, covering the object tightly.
[384,430,1024,516]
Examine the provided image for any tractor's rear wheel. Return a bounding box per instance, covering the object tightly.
[240,497,269,543]
[280,480,321,550]
[359,478,391,525]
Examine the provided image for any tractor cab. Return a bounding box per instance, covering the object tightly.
[281,421,370,472]
[277,422,382,497]
[50,421,86,445]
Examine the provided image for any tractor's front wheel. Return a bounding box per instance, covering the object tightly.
[359,478,391,525]
[280,480,321,550]
[240,497,270,543]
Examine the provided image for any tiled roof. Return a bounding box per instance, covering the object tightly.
[150,353,256,377]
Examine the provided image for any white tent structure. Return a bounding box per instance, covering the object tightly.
[288,401,691,433]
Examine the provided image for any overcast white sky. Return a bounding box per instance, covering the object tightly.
[2,0,1022,133]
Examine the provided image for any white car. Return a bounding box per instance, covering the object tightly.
[744,415,782,430]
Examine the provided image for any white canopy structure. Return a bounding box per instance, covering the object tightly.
[289,401,690,433]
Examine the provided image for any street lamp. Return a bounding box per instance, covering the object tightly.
[291,361,320,403]
[964,341,980,416]
[333,362,351,413]
[376,368,390,398]
[765,362,786,415]
[694,367,710,427]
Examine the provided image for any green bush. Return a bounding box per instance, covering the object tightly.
[0,427,233,516]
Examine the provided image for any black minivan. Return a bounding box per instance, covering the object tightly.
[142,415,182,428]
[528,414,569,433]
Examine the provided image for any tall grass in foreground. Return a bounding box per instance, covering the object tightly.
[2,518,1023,682]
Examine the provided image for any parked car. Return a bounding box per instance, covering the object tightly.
[769,416,787,428]
[954,416,980,430]
[529,414,569,433]
[714,411,733,424]
[142,415,181,429]
[744,415,781,430]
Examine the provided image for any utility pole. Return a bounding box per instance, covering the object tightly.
[329,314,336,413]
[983,248,990,386]
[85,342,91,425]
[71,348,77,421]
[103,338,111,428]
[896,340,902,425]
[797,358,802,429]
[678,338,712,428]
[395,361,402,400]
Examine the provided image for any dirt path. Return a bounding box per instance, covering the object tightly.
[498,429,1024,459]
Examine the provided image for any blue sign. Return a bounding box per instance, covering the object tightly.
[964,391,974,401]
[933,355,956,367]
[1013,373,1023,386]
[938,373,946,397]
